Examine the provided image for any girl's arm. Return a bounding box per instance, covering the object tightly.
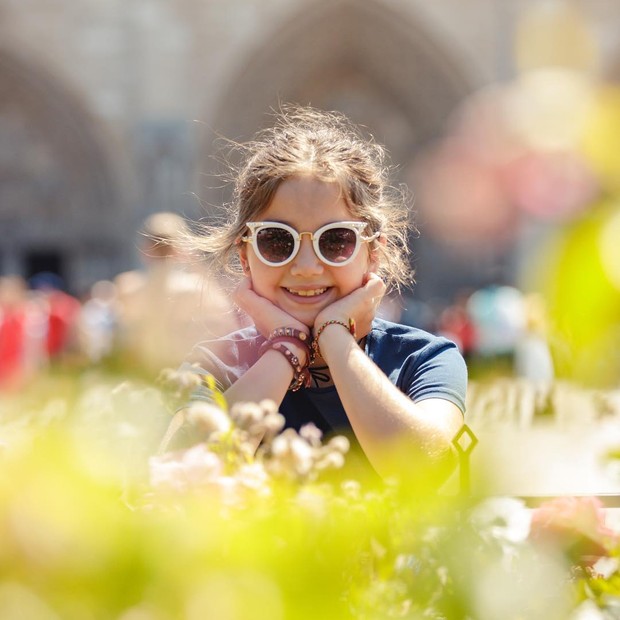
[316,324,463,483]
[222,348,296,407]
[314,274,464,483]
[223,277,310,407]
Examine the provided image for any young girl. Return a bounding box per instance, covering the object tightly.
[184,107,467,482]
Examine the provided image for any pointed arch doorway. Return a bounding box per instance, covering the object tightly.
[0,49,128,293]
[207,0,471,164]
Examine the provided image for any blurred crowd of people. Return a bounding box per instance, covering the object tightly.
[380,284,555,383]
[0,272,82,390]
[0,212,240,390]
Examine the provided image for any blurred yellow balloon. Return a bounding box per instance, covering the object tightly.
[599,206,620,291]
[529,199,620,386]
[581,86,620,193]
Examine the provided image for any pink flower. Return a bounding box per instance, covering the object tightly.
[529,496,619,564]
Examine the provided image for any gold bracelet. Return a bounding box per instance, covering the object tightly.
[311,318,357,359]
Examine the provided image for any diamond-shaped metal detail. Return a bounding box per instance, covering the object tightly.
[452,424,478,455]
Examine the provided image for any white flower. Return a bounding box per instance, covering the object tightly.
[470,497,532,544]
[299,423,322,447]
[258,399,279,415]
[327,436,350,454]
[261,413,286,441]
[591,555,619,580]
[268,430,315,478]
[149,444,223,492]
[186,402,231,437]
[569,600,607,620]
[315,451,345,471]
[230,402,265,430]
[236,463,271,496]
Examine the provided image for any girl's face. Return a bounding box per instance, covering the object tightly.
[239,175,377,327]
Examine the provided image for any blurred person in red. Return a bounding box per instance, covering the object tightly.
[0,276,28,389]
[29,271,82,362]
[437,290,477,361]
[114,212,240,375]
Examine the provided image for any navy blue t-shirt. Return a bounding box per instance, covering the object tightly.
[186,318,467,437]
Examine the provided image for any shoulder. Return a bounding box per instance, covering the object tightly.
[369,317,458,354]
[368,318,468,411]
[185,325,264,387]
[189,325,263,363]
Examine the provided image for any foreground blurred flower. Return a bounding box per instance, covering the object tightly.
[471,496,532,547]
[185,401,232,438]
[230,399,285,443]
[529,496,619,564]
[149,443,224,493]
[149,368,350,502]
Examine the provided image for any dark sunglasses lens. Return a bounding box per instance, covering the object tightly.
[256,227,295,263]
[318,228,358,263]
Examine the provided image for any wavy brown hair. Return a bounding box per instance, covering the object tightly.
[191,106,415,292]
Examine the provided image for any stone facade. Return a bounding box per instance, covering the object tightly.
[1,0,619,298]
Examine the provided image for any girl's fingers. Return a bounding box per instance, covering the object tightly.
[314,275,387,336]
[234,278,307,336]
[232,276,252,299]
[232,278,257,313]
[364,272,386,294]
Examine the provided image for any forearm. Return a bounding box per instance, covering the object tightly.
[223,347,301,409]
[318,325,463,480]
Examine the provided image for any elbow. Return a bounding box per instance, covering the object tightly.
[366,430,459,491]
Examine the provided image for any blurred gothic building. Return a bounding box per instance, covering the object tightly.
[1,0,619,300]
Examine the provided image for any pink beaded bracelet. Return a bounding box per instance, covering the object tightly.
[259,341,311,391]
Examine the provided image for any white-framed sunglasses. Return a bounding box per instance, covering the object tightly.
[241,221,380,267]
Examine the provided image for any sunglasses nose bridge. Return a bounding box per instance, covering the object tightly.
[289,231,324,272]
[296,230,317,257]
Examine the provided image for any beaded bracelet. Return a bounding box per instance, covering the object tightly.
[260,326,313,364]
[261,341,311,391]
[311,318,357,359]
[268,327,311,343]
[258,336,311,365]
[269,336,312,361]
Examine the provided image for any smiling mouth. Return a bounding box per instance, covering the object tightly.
[284,287,328,297]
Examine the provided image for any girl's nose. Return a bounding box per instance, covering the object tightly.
[289,238,324,276]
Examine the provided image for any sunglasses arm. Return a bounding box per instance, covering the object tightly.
[362,231,381,242]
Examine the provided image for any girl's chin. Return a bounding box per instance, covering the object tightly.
[288,308,320,328]
[277,291,334,326]
[275,303,321,327]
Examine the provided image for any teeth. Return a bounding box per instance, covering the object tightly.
[286,288,327,297]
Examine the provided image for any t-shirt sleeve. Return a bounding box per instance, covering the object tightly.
[180,331,262,403]
[401,339,468,413]
[174,339,236,406]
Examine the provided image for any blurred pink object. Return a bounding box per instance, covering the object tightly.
[501,150,598,221]
[413,141,518,251]
[529,496,619,563]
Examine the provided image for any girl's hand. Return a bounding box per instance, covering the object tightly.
[233,277,308,337]
[314,272,386,338]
